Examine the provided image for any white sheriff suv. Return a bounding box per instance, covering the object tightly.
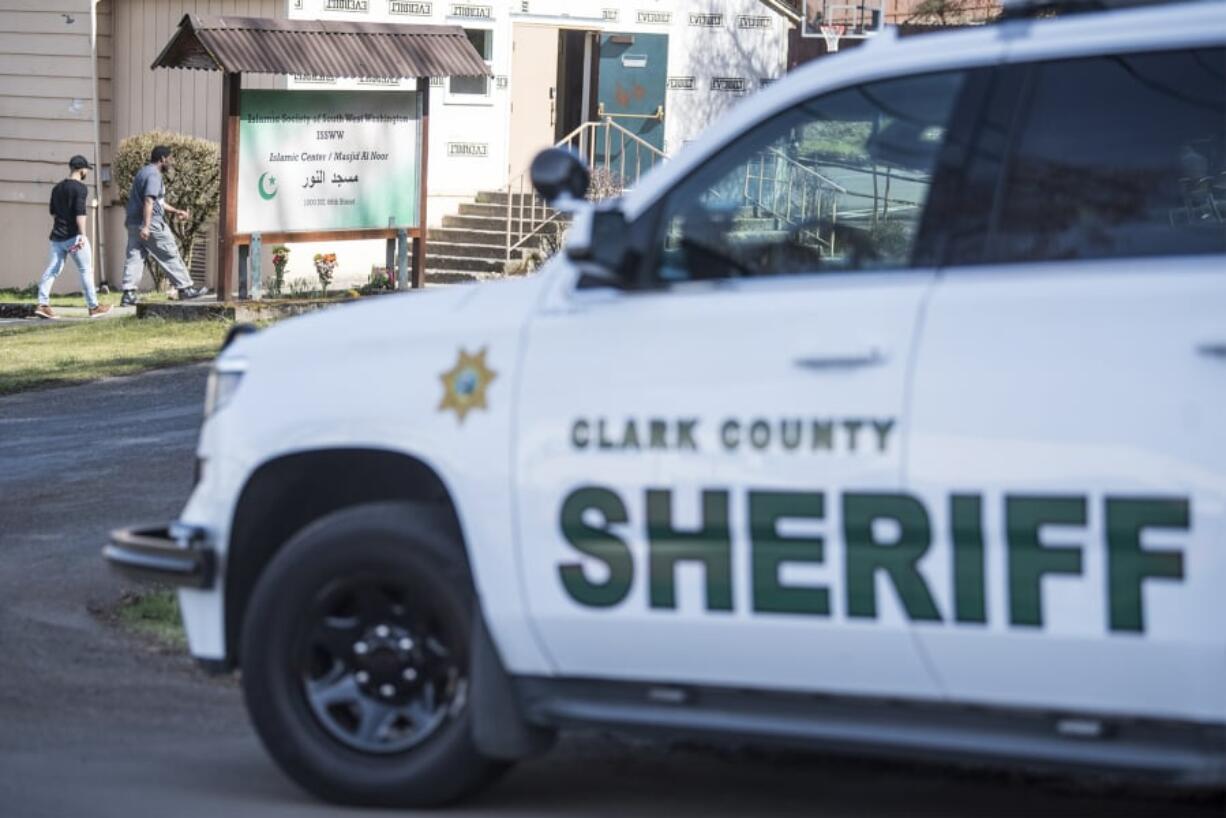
[106,0,1226,806]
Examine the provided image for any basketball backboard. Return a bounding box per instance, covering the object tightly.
[802,0,886,50]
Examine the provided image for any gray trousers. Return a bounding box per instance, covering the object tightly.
[121,224,193,291]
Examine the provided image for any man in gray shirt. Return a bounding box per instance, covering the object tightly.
[121,145,208,305]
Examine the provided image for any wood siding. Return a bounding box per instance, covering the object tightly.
[0,0,284,288]
[0,0,283,205]
[106,0,283,286]
[111,0,282,156]
[0,0,109,205]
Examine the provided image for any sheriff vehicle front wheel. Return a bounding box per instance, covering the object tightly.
[239,501,503,807]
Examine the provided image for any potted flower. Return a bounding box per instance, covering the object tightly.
[270,245,290,297]
[312,252,337,296]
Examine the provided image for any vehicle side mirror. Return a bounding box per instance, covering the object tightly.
[566,204,633,289]
[530,148,590,210]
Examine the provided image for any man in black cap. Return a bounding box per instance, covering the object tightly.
[34,155,111,319]
[120,145,209,306]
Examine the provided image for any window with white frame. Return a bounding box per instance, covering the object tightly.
[449,28,493,98]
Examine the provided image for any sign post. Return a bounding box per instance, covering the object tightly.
[217,73,241,302]
[413,76,430,289]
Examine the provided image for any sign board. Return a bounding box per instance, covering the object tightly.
[237,90,421,234]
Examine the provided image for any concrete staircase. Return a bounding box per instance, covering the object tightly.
[420,183,851,286]
[425,191,559,285]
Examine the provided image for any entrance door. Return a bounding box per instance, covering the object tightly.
[556,30,596,140]
[596,33,668,170]
[509,24,561,179]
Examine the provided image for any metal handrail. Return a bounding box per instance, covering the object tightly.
[742,149,925,258]
[505,117,668,261]
[767,147,847,194]
[597,102,665,121]
[743,150,845,255]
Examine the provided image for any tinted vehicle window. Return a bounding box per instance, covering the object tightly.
[647,71,967,284]
[992,49,1226,263]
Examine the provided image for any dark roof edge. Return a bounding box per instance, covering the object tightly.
[183,14,470,37]
[152,13,490,78]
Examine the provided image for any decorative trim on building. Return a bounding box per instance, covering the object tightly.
[389,1,433,15]
[447,142,489,158]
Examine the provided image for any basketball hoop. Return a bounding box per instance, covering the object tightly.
[820,24,845,52]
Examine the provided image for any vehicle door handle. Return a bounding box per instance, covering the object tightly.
[1197,342,1226,359]
[794,348,886,371]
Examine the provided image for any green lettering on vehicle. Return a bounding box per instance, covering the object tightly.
[1007,495,1085,627]
[558,486,634,608]
[620,419,641,450]
[1106,497,1187,633]
[649,419,668,449]
[676,419,700,450]
[721,419,740,450]
[750,491,829,616]
[811,420,834,451]
[648,489,733,611]
[780,419,803,451]
[844,493,941,621]
[871,419,895,453]
[842,419,863,452]
[952,494,987,624]
[597,418,616,450]
[571,419,590,449]
[749,420,771,450]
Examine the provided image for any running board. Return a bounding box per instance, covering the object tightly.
[514,676,1226,788]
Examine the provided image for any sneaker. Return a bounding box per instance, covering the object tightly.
[178,286,210,300]
[89,304,113,318]
[119,290,139,307]
[33,304,55,320]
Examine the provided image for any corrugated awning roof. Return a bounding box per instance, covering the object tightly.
[152,14,491,79]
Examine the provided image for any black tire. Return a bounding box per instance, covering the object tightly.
[240,501,507,807]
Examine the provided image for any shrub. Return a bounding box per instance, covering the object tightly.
[588,167,626,201]
[287,277,314,297]
[506,220,569,276]
[113,131,220,291]
[366,267,391,292]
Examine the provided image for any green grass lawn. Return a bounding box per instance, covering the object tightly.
[0,315,229,395]
[115,588,187,651]
[0,286,172,306]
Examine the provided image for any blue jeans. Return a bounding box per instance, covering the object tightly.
[39,237,98,309]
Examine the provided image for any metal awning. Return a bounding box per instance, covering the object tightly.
[152,14,491,79]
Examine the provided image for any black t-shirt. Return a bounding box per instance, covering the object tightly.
[49,178,88,241]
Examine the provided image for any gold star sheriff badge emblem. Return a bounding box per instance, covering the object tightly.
[438,347,497,423]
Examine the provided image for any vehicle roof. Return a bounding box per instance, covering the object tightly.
[622,0,1226,219]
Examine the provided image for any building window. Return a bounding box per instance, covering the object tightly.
[449,28,493,98]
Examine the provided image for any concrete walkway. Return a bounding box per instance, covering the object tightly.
[27,305,137,322]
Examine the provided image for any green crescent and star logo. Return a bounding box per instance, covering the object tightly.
[258,172,278,201]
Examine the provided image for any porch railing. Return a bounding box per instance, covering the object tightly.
[742,148,847,255]
[505,118,668,261]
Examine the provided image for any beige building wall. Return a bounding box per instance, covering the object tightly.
[107,0,282,290]
[0,0,110,293]
[0,0,282,294]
